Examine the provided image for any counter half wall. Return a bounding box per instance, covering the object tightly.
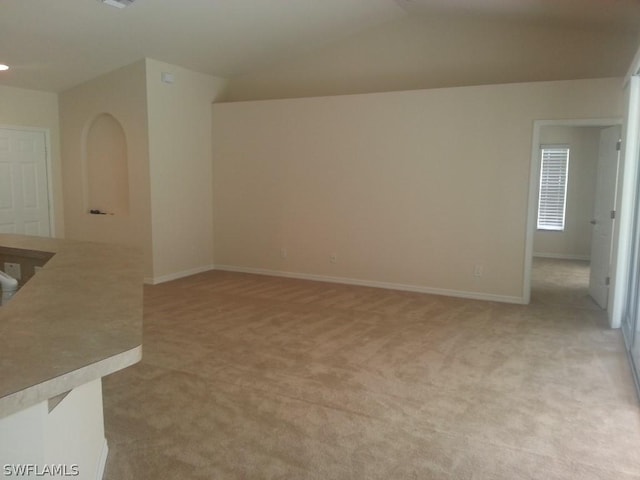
[0,234,143,480]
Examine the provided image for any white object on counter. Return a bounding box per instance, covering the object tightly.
[0,270,18,305]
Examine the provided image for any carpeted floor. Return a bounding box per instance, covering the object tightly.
[102,259,640,479]
[530,257,601,310]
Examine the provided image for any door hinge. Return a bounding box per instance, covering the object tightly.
[617,139,622,151]
[605,276,611,286]
[611,210,616,219]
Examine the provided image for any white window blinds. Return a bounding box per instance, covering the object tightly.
[537,146,570,231]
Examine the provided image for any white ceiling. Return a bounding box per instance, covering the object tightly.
[1,0,639,93]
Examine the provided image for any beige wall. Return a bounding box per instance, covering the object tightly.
[0,85,64,236]
[534,127,602,259]
[59,58,227,282]
[85,113,130,216]
[225,14,638,102]
[212,78,624,302]
[145,59,227,281]
[59,60,153,277]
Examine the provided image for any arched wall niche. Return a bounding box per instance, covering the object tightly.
[83,113,130,216]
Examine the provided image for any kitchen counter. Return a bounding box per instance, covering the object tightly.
[0,234,143,418]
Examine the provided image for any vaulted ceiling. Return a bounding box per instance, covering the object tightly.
[1,0,639,93]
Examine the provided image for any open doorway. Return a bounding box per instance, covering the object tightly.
[525,119,622,311]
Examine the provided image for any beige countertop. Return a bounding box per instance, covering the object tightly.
[0,234,143,418]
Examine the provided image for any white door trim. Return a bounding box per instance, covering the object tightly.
[613,77,640,329]
[0,125,55,238]
[524,118,622,312]
[624,45,640,86]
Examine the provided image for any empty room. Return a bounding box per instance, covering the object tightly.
[2,1,640,479]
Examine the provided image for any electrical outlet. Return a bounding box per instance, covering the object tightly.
[473,264,483,277]
[330,254,337,264]
[280,248,287,259]
[4,262,21,280]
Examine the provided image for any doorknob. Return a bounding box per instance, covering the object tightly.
[590,219,597,225]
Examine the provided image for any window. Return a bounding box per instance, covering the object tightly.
[537,145,570,231]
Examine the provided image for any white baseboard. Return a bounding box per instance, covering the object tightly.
[212,264,525,305]
[533,252,590,261]
[96,438,108,480]
[144,265,215,285]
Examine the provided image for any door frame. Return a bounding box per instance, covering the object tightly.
[523,118,622,318]
[0,125,55,237]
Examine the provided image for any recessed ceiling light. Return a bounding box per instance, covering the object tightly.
[0,64,9,71]
[101,0,135,8]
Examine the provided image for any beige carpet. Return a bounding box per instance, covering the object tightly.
[103,259,640,479]
[530,257,601,310]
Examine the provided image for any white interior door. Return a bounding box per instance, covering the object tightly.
[0,128,51,236]
[588,125,621,309]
